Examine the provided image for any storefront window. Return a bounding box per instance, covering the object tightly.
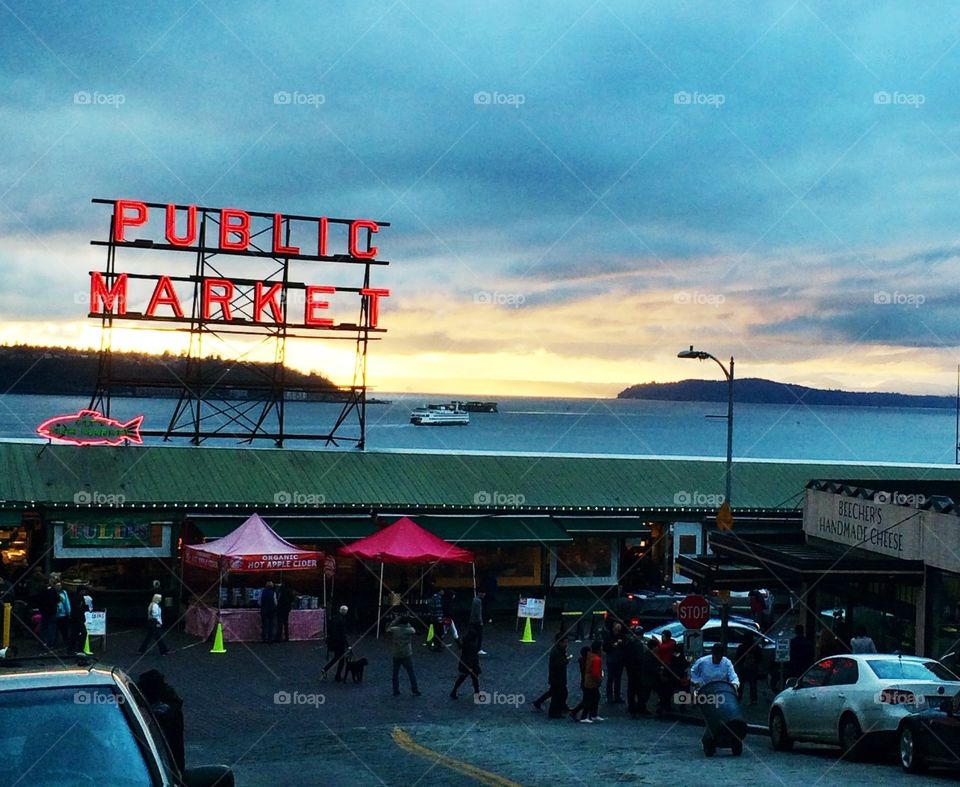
[928,570,960,670]
[551,537,618,586]
[434,546,541,588]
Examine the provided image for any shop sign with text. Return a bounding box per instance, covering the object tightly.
[803,489,922,560]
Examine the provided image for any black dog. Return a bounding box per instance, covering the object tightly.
[344,654,368,683]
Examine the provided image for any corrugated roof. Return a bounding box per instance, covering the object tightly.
[3,442,960,513]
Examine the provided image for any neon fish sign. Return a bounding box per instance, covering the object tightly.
[37,409,144,446]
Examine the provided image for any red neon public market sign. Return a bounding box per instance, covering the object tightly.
[89,199,391,330]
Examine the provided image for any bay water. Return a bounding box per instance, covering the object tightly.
[2,393,956,464]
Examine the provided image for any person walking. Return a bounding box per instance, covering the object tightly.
[654,630,680,717]
[321,605,350,681]
[638,637,660,716]
[450,625,482,699]
[260,581,277,643]
[470,593,487,655]
[36,576,59,648]
[138,594,169,655]
[603,621,626,704]
[690,643,740,692]
[580,640,604,723]
[546,632,571,718]
[624,627,645,717]
[734,632,763,705]
[274,580,296,642]
[55,580,71,648]
[387,616,421,697]
[850,624,878,654]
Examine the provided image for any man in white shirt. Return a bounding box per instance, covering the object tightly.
[690,643,740,691]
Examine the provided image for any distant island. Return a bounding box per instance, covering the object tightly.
[0,345,353,401]
[618,378,957,409]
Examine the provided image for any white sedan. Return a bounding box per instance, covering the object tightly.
[769,654,960,758]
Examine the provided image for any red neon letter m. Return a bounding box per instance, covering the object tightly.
[89,272,128,314]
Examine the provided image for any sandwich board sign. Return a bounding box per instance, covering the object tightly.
[85,611,106,636]
[517,598,545,619]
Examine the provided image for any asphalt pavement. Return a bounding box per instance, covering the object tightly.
[23,620,959,786]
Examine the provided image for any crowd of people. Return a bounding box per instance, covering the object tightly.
[535,625,758,724]
[3,571,95,652]
[319,589,490,701]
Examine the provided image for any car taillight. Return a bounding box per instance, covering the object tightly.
[879,689,917,707]
[630,618,639,627]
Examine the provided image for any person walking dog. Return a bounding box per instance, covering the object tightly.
[321,605,350,681]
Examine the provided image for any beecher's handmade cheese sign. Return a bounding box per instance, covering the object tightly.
[802,489,922,560]
[88,199,390,331]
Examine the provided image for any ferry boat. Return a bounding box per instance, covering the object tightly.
[410,402,470,426]
[462,401,498,413]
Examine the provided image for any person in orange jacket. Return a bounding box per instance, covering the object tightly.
[580,640,605,723]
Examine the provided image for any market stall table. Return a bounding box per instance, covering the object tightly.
[185,603,325,642]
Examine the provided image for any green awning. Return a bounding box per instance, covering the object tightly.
[414,516,572,544]
[0,510,24,526]
[189,515,374,542]
[552,516,651,535]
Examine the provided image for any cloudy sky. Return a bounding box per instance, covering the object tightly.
[3,1,960,397]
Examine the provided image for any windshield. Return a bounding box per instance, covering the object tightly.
[0,686,156,786]
[867,659,960,682]
[650,622,685,638]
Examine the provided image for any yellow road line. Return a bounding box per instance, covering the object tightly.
[391,726,524,787]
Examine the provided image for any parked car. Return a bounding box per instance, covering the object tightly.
[645,618,775,675]
[608,591,688,630]
[769,654,960,759]
[898,692,960,773]
[0,654,234,786]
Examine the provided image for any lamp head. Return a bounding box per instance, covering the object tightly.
[677,345,709,360]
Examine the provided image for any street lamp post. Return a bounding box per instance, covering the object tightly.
[678,345,735,647]
[677,346,734,505]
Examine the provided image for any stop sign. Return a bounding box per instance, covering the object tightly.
[678,594,711,630]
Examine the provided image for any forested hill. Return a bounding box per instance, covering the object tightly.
[618,378,955,409]
[0,345,338,397]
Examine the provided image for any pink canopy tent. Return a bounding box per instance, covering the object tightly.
[184,513,323,573]
[338,516,474,636]
[184,513,324,622]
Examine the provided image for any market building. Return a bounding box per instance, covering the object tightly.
[680,479,960,666]
[3,441,960,632]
